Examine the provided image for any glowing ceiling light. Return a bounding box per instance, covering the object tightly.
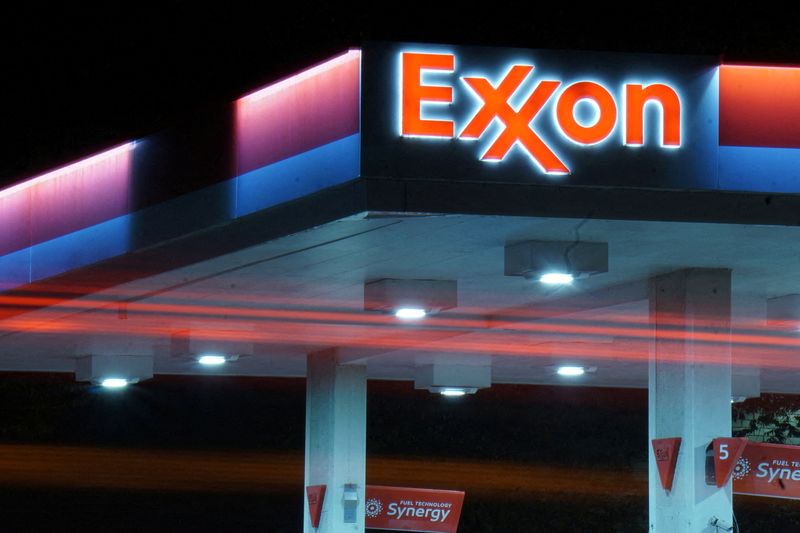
[440,388,467,397]
[100,378,129,389]
[539,272,575,285]
[198,355,227,366]
[394,308,427,319]
[556,366,585,377]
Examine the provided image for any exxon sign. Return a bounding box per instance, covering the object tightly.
[360,43,718,190]
[400,51,681,174]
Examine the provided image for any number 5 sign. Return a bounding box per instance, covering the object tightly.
[713,438,748,487]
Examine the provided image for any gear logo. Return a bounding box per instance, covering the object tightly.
[366,498,383,518]
[733,457,751,480]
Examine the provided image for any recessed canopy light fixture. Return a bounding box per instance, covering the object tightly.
[394,307,427,319]
[439,388,468,397]
[504,241,608,283]
[556,366,586,377]
[539,272,575,285]
[76,355,153,387]
[415,365,489,396]
[364,279,457,317]
[197,354,227,366]
[100,378,131,388]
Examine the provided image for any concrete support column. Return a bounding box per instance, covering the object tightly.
[649,269,732,533]
[304,350,366,533]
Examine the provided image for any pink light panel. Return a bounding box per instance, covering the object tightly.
[235,50,360,175]
[0,143,134,256]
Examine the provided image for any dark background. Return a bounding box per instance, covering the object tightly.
[0,375,798,532]
[0,375,652,532]
[3,3,800,531]
[3,3,800,186]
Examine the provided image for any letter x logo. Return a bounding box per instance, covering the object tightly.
[460,66,568,174]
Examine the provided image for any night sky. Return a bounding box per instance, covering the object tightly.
[3,3,800,185]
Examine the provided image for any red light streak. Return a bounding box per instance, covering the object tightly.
[0,283,799,370]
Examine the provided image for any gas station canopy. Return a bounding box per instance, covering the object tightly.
[3,41,800,532]
[1,43,798,391]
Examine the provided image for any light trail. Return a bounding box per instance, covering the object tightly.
[1,283,799,369]
[0,443,644,497]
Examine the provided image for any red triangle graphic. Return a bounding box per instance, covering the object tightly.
[307,485,326,528]
[652,437,681,491]
[713,437,748,487]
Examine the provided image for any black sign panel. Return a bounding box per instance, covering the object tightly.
[361,42,719,191]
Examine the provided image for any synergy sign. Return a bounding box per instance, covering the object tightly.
[365,485,465,533]
[400,51,682,174]
[722,440,800,500]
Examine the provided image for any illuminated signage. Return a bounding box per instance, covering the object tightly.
[723,440,800,500]
[399,51,682,174]
[365,485,465,533]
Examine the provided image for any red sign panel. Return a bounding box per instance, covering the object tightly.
[365,485,465,533]
[713,438,748,487]
[733,441,800,499]
[652,437,681,491]
[720,65,800,149]
[306,485,326,528]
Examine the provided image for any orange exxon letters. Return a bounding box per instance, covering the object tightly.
[556,82,618,145]
[625,84,682,146]
[399,51,683,172]
[401,52,455,137]
[460,66,568,173]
